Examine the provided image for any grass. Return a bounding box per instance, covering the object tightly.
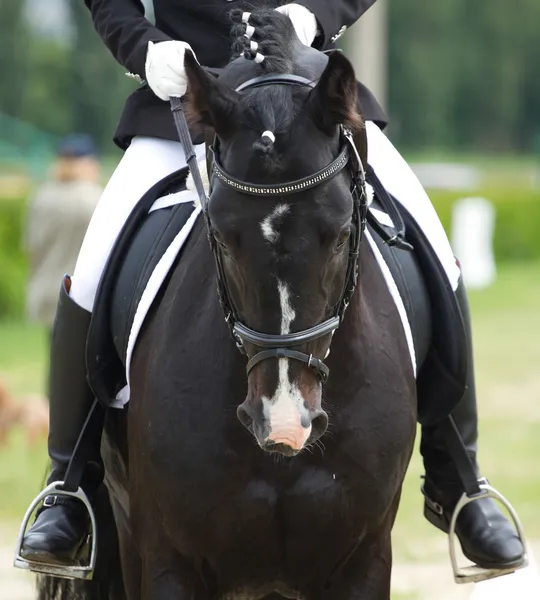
[0,262,539,565]
[0,322,48,396]
[0,323,48,521]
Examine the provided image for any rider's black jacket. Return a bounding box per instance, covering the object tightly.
[84,0,387,149]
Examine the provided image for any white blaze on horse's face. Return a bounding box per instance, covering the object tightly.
[277,280,295,333]
[260,204,289,244]
[261,280,313,451]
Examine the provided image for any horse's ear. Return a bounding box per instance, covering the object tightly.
[308,51,364,136]
[184,50,240,137]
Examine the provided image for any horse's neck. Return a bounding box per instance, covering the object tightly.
[160,219,242,364]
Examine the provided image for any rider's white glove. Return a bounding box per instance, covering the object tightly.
[145,40,196,101]
[276,3,319,47]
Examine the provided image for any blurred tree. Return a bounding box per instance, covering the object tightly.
[388,0,463,149]
[22,41,72,138]
[68,0,135,151]
[0,0,29,118]
[388,0,540,153]
[1,1,136,153]
[454,0,530,150]
[3,0,539,154]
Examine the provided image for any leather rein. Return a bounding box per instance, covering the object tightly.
[170,74,368,384]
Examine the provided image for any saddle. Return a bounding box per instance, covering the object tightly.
[367,174,467,425]
[86,167,196,405]
[86,152,467,426]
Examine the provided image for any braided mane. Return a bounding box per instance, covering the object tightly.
[228,9,303,165]
[230,8,296,73]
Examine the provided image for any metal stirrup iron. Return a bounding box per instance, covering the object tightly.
[448,481,528,584]
[441,417,528,584]
[13,399,102,579]
[13,482,97,580]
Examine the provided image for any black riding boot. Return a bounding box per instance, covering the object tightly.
[421,280,524,569]
[21,277,104,566]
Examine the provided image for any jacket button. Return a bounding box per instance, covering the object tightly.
[330,25,347,43]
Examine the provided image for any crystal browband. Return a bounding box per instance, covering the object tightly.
[211,147,350,196]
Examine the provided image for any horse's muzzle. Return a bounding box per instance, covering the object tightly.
[237,402,328,455]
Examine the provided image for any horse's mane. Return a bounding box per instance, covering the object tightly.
[222,9,362,171]
[228,9,304,167]
[229,8,296,74]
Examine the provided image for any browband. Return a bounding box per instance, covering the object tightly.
[235,73,316,92]
[211,146,349,196]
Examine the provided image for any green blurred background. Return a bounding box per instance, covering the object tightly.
[0,1,539,598]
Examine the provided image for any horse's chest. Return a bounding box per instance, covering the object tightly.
[158,457,371,575]
[177,460,357,526]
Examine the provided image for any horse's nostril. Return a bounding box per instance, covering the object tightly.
[237,404,254,431]
[311,410,329,440]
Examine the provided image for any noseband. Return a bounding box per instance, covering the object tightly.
[171,74,368,384]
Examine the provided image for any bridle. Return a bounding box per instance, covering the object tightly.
[171,73,368,384]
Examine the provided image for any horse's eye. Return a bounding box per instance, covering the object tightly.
[213,232,240,264]
[213,232,228,251]
[335,229,351,253]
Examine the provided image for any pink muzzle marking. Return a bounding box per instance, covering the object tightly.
[266,422,312,451]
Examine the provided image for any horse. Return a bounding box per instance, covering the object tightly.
[38,10,417,600]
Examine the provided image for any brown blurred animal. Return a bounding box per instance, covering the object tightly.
[0,379,49,446]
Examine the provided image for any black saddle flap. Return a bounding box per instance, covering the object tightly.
[400,206,468,426]
[368,195,468,426]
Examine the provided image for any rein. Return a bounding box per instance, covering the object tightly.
[170,74,368,384]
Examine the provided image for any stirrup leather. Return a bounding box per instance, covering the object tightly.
[449,480,528,584]
[13,481,97,580]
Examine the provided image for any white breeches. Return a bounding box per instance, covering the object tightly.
[70,126,460,312]
[365,122,460,289]
[70,137,206,311]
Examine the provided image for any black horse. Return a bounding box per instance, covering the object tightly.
[38,11,418,600]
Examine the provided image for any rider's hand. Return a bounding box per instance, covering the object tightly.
[145,40,196,101]
[275,4,319,47]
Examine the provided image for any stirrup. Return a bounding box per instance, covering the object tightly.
[13,481,97,580]
[449,480,528,584]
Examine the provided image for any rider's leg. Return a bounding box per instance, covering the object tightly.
[71,137,204,312]
[365,121,524,568]
[421,282,523,568]
[20,277,102,565]
[21,137,204,565]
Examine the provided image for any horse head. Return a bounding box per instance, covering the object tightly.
[184,9,367,457]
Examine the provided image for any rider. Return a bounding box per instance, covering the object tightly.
[20,0,524,574]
